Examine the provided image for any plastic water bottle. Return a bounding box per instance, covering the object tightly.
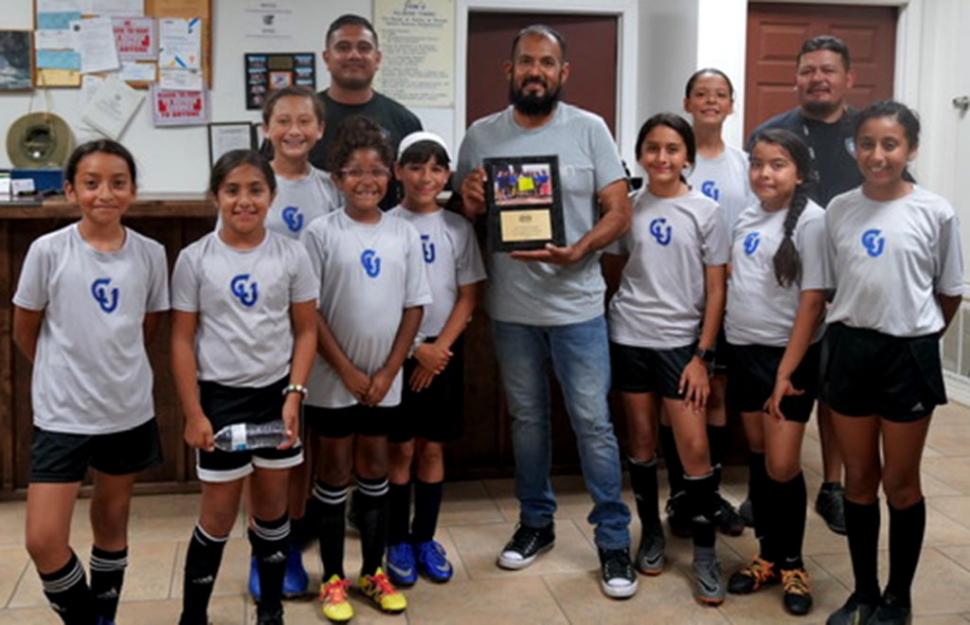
[213,420,288,452]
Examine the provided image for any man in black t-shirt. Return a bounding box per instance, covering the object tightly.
[747,35,859,538]
[309,14,423,209]
[749,35,863,207]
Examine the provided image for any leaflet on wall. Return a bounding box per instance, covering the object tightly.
[243,0,295,40]
[159,67,202,91]
[151,85,209,126]
[80,76,145,139]
[113,17,156,60]
[77,17,121,73]
[87,0,144,15]
[158,17,201,70]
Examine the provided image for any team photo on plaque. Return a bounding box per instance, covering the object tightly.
[484,155,565,252]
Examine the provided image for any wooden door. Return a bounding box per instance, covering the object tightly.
[466,12,618,135]
[745,3,897,137]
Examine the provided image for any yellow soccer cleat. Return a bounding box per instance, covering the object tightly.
[356,567,408,613]
[319,575,353,623]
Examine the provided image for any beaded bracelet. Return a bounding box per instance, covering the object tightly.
[282,384,308,398]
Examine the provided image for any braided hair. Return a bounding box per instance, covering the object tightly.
[749,128,814,288]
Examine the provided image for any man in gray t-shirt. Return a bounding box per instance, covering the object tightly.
[456,24,636,599]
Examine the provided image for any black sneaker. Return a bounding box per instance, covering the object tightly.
[256,607,284,625]
[826,593,879,625]
[727,556,780,594]
[634,522,665,575]
[738,497,755,527]
[714,494,745,536]
[665,491,692,538]
[815,484,847,535]
[781,567,813,616]
[497,523,555,570]
[598,548,638,599]
[869,592,912,625]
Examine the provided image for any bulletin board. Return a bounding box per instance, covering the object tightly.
[31,0,212,89]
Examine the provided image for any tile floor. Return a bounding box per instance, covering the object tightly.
[4,402,970,623]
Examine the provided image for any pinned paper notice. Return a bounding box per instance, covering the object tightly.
[159,18,201,70]
[77,17,121,74]
[81,76,145,139]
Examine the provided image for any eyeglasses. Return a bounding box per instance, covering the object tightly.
[339,167,391,180]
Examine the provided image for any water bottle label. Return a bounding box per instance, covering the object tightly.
[230,423,247,451]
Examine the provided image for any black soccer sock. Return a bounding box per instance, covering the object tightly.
[844,498,881,602]
[684,471,717,551]
[249,514,289,614]
[659,425,685,495]
[628,456,661,527]
[411,479,444,544]
[312,480,348,581]
[387,481,412,546]
[89,545,127,622]
[775,472,807,570]
[748,452,768,541]
[355,476,390,577]
[886,498,926,607]
[39,551,95,625]
[707,425,727,490]
[180,525,228,625]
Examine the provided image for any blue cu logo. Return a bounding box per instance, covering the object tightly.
[230,274,259,307]
[861,229,885,257]
[281,206,304,232]
[700,180,720,201]
[743,232,761,256]
[649,218,672,246]
[361,249,381,278]
[91,278,119,313]
[421,234,436,263]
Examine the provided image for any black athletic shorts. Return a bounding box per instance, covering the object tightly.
[388,337,465,443]
[610,341,695,399]
[820,322,946,422]
[727,342,821,423]
[305,403,402,438]
[196,376,303,483]
[30,417,163,483]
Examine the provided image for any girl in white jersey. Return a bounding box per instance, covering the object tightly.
[14,140,169,625]
[661,68,754,539]
[822,101,963,625]
[606,113,729,605]
[723,129,827,616]
[172,150,318,625]
[301,116,431,622]
[384,132,486,587]
[246,85,342,602]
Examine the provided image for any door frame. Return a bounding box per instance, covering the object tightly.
[454,0,639,165]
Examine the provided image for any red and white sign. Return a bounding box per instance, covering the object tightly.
[151,86,209,126]
[113,17,157,61]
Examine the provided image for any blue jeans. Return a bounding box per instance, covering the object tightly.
[492,316,631,550]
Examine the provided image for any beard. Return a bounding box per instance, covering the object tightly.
[509,77,561,117]
[801,99,840,119]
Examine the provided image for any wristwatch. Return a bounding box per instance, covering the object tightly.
[694,347,716,364]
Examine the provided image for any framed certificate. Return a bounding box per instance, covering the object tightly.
[484,155,565,253]
[208,122,257,168]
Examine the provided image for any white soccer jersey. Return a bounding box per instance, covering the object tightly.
[608,189,729,349]
[725,200,828,346]
[266,167,343,239]
[689,145,757,231]
[302,210,432,408]
[214,167,342,240]
[171,230,319,387]
[387,206,487,337]
[13,224,169,434]
[825,186,964,337]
